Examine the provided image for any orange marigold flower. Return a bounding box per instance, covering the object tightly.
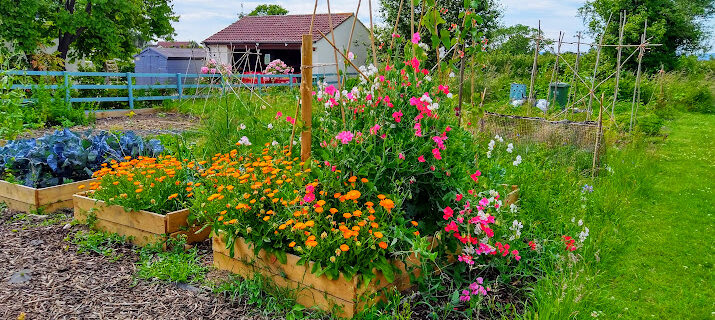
[218,216,224,221]
[343,212,352,219]
[340,244,349,252]
[365,201,374,207]
[374,231,384,239]
[135,188,143,193]
[361,178,368,183]
[329,208,339,214]
[289,241,296,248]
[368,215,376,221]
[377,194,386,200]
[370,222,379,228]
[379,242,388,249]
[379,199,395,212]
[411,221,419,227]
[167,193,179,200]
[348,176,357,183]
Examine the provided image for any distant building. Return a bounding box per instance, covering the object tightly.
[133,47,206,85]
[203,13,371,81]
[154,41,198,48]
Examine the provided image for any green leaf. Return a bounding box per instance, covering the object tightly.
[275,250,287,264]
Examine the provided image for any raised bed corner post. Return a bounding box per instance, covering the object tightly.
[63,71,71,108]
[301,34,313,162]
[127,72,134,109]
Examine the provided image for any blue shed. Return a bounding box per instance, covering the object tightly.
[134,47,206,85]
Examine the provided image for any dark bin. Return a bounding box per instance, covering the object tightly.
[548,82,570,108]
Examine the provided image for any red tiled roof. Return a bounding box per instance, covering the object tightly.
[156,41,192,48]
[203,13,353,45]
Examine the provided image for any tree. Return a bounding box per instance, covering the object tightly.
[579,0,715,70]
[490,24,550,55]
[248,4,288,16]
[379,0,502,44]
[0,0,178,69]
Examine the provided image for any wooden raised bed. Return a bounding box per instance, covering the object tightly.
[73,192,210,246]
[212,233,419,318]
[0,179,95,213]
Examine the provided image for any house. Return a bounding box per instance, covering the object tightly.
[133,47,206,85]
[155,41,198,48]
[203,13,371,82]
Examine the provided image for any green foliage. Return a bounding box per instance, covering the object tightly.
[490,24,552,55]
[0,0,178,67]
[637,113,664,135]
[248,4,288,16]
[578,0,715,71]
[69,229,127,261]
[135,236,209,283]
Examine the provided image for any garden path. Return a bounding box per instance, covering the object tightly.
[594,113,714,318]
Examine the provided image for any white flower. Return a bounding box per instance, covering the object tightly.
[507,143,514,153]
[418,42,430,51]
[509,204,518,213]
[488,140,495,151]
[427,102,439,111]
[267,123,273,129]
[449,71,456,78]
[512,155,522,166]
[438,46,446,59]
[425,76,432,82]
[579,227,589,242]
[509,220,523,240]
[271,141,279,146]
[486,151,492,158]
[495,134,504,142]
[347,51,355,61]
[578,219,583,226]
[237,136,251,146]
[239,123,246,130]
[447,93,453,99]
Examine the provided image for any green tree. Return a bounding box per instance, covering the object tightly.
[379,0,501,42]
[248,4,288,16]
[579,0,715,70]
[490,24,552,55]
[0,0,178,69]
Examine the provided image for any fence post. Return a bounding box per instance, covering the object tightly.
[63,71,71,108]
[289,74,294,89]
[177,73,183,100]
[127,72,134,109]
[220,74,225,96]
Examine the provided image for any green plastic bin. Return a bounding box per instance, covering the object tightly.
[548,82,570,108]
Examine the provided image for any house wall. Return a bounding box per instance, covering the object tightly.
[166,59,206,84]
[312,16,372,84]
[206,45,231,65]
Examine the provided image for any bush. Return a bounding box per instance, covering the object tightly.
[637,113,664,136]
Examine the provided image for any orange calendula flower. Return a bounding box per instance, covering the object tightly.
[340,244,349,252]
[361,178,368,183]
[289,241,296,248]
[343,212,352,219]
[167,193,179,200]
[379,242,388,249]
[329,208,339,214]
[78,185,86,190]
[411,221,419,227]
[377,194,386,200]
[374,231,384,239]
[135,188,143,193]
[379,199,395,212]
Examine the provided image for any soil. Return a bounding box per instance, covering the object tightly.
[20,112,201,139]
[0,208,261,320]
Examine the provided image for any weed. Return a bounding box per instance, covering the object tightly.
[134,236,208,284]
[68,229,127,261]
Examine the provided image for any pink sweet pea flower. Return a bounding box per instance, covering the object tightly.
[325,84,337,96]
[470,170,481,182]
[369,124,381,135]
[418,155,426,162]
[398,153,405,160]
[444,221,458,233]
[275,111,283,119]
[286,116,296,124]
[392,110,403,122]
[200,66,209,74]
[456,194,463,201]
[335,131,354,144]
[432,148,442,160]
[392,33,401,38]
[443,206,454,220]
[411,32,420,44]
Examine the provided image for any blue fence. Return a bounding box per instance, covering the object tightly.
[3,70,337,109]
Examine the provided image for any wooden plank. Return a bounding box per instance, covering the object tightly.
[169,225,211,244]
[91,107,158,119]
[73,193,167,234]
[93,218,166,247]
[165,209,191,233]
[36,179,96,207]
[0,180,37,204]
[0,195,36,212]
[213,251,356,318]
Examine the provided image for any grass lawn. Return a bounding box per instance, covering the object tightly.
[585,112,714,318]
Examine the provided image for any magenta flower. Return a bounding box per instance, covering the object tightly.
[443,206,453,220]
[398,153,405,160]
[418,155,426,162]
[325,84,337,96]
[392,110,403,122]
[412,32,420,44]
[275,111,283,119]
[456,194,463,201]
[336,131,354,144]
[392,33,401,38]
[470,170,481,182]
[200,66,209,74]
[444,221,458,233]
[286,116,296,124]
[432,148,442,160]
[369,124,381,135]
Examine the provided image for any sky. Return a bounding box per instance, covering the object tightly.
[171,0,713,53]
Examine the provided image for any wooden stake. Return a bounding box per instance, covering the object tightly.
[588,13,612,120]
[326,0,342,90]
[592,92,604,178]
[387,0,405,65]
[569,31,582,109]
[368,0,379,67]
[611,12,625,120]
[301,35,313,162]
[316,29,371,82]
[457,45,466,127]
[630,19,647,133]
[346,0,362,55]
[548,31,563,107]
[527,20,541,110]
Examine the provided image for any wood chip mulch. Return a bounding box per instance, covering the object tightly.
[0,209,266,320]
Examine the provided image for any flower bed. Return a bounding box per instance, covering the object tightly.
[0,178,95,212]
[73,192,209,246]
[212,232,418,318]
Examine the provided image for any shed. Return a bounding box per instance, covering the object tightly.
[133,47,206,85]
[203,13,371,83]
